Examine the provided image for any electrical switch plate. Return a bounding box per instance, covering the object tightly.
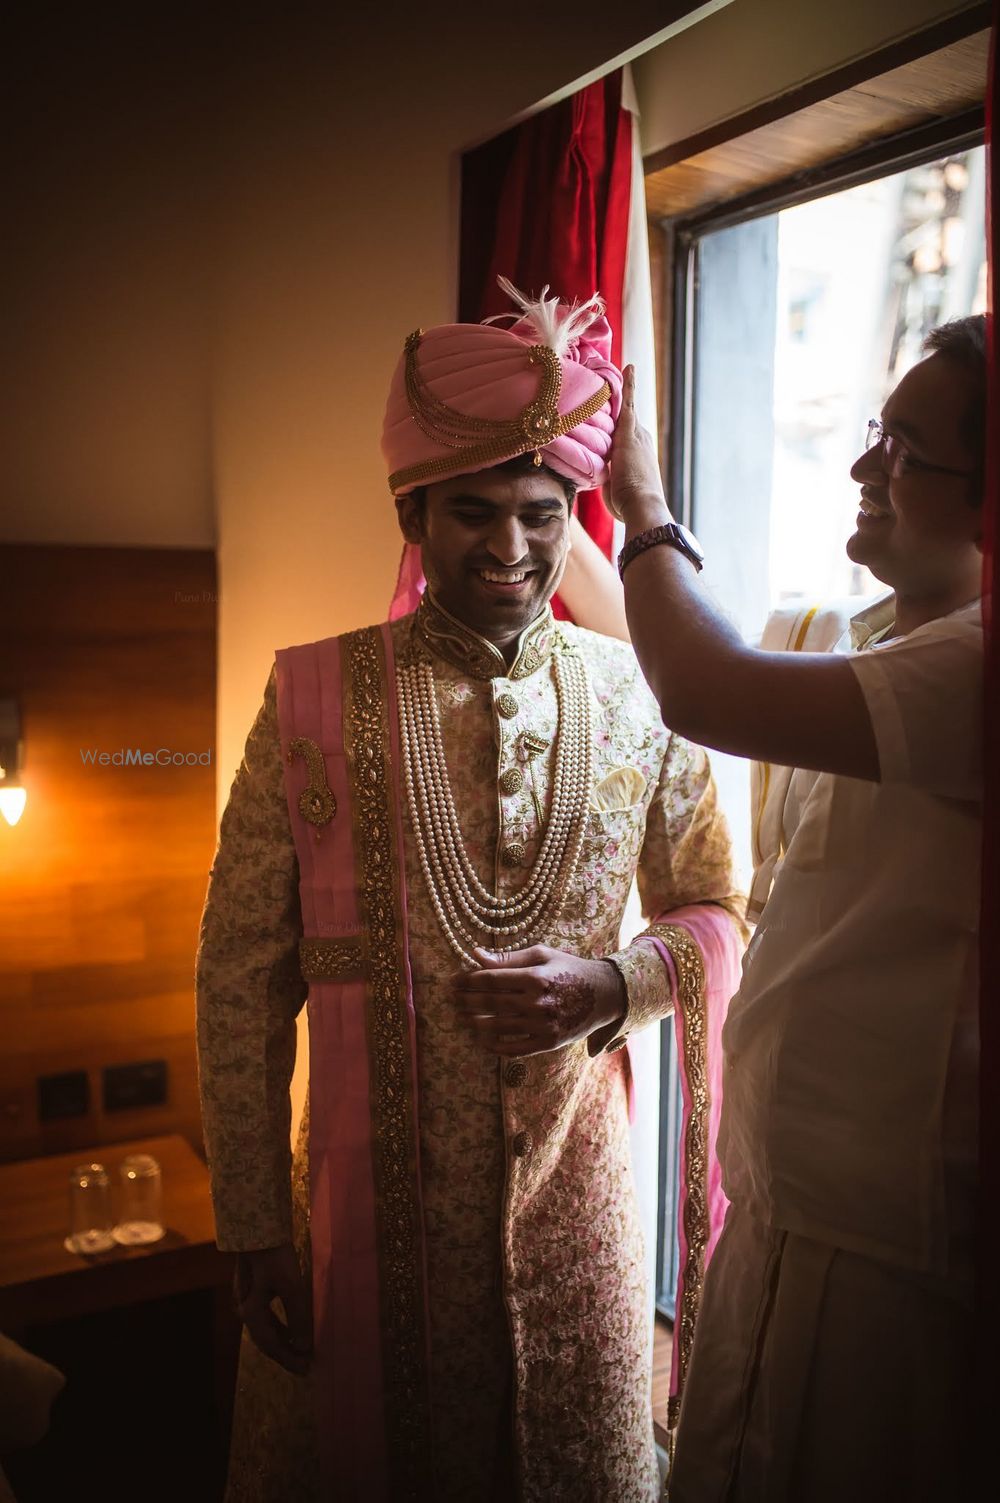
[102,1059,168,1112]
[38,1070,90,1121]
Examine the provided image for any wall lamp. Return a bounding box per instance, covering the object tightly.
[0,699,26,827]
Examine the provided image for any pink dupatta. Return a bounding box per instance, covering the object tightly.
[275,624,433,1501]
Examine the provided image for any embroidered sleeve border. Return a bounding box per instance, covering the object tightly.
[640,921,708,1435]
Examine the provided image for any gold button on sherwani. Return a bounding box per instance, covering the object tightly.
[499,768,524,796]
[496,692,519,719]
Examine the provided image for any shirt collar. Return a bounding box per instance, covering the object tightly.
[849,592,896,651]
[414,591,558,680]
[847,591,983,650]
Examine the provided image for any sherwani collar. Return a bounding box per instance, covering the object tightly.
[414,591,558,681]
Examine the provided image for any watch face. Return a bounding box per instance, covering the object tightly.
[675,524,705,563]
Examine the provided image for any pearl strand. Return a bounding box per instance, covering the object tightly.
[403,654,591,929]
[399,670,583,953]
[396,650,593,964]
[402,658,580,924]
[405,655,588,923]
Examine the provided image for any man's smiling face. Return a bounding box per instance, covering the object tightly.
[846,351,982,595]
[396,465,573,651]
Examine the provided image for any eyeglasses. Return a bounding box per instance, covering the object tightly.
[864,419,975,479]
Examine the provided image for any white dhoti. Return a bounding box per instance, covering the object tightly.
[668,1206,975,1503]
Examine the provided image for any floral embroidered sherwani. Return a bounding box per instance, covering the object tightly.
[196,598,740,1503]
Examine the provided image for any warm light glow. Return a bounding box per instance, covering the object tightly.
[0,786,26,826]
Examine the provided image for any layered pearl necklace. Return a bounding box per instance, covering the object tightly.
[397,646,593,966]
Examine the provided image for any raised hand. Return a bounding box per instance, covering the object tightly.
[607,365,671,521]
[235,1242,313,1375]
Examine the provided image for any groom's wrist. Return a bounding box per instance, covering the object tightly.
[585,960,629,1055]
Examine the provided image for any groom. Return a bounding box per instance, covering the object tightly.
[196,282,743,1502]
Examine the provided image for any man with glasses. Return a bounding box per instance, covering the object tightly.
[607,316,985,1502]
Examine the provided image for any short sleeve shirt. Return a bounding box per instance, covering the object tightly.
[719,599,982,1280]
[849,602,982,801]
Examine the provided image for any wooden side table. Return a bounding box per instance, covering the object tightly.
[0,1134,231,1329]
[0,1134,240,1503]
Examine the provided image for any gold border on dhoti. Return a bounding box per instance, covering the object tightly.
[642,922,708,1441]
[343,626,434,1493]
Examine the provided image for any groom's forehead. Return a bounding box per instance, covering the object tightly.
[428,475,569,511]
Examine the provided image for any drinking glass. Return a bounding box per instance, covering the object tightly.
[65,1162,116,1254]
[113,1153,164,1245]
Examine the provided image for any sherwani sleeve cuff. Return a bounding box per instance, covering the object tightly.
[588,939,675,1056]
[214,1201,294,1255]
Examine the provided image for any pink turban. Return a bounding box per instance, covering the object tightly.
[381,280,623,497]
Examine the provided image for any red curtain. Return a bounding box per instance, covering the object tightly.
[979,0,999,1436]
[459,71,633,615]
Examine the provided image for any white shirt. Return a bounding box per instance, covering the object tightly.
[720,598,982,1282]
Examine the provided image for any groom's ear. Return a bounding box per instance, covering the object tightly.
[395,492,425,544]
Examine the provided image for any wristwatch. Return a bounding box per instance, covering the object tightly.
[618,522,705,580]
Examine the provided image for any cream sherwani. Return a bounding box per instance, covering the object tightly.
[197,599,741,1502]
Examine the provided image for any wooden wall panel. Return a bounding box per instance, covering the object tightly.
[0,545,216,1162]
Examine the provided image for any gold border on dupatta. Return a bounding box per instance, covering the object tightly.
[343,625,434,1495]
[642,922,708,1443]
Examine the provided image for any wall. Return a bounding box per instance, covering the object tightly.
[0,545,216,1160]
[634,0,984,159]
[0,12,215,549]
